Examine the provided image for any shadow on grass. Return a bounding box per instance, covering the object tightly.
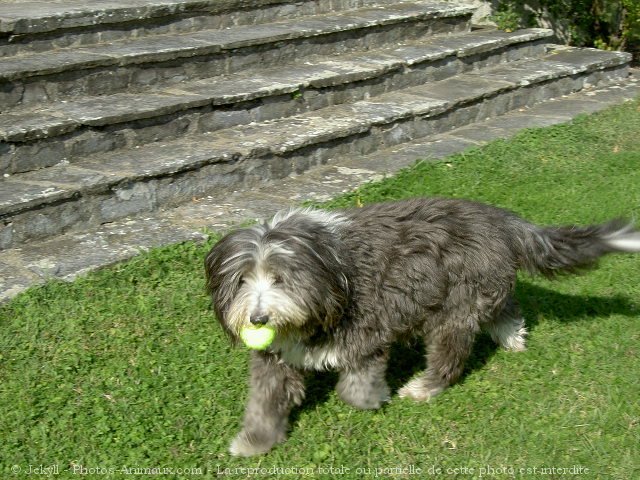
[289,371,339,426]
[515,280,639,328]
[289,280,637,421]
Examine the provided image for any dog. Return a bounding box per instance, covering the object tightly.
[204,197,640,456]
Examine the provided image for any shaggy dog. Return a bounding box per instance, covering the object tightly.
[205,197,640,456]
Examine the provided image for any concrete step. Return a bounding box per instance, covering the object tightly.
[0,46,631,251]
[0,28,553,175]
[0,1,474,109]
[1,71,638,303]
[0,0,402,57]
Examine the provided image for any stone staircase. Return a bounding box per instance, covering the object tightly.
[0,0,637,301]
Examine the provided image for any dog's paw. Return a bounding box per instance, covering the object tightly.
[229,430,284,457]
[339,383,391,410]
[366,384,391,409]
[336,372,391,410]
[397,378,443,402]
[501,325,528,352]
[488,319,528,352]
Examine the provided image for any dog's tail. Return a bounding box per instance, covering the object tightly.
[514,218,640,277]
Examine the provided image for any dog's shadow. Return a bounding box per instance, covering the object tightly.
[291,280,638,420]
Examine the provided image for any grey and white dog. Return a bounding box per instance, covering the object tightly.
[205,197,640,456]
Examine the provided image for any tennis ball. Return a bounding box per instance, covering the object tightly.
[240,325,276,350]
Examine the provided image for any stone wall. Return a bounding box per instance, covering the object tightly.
[445,0,498,25]
[448,0,573,44]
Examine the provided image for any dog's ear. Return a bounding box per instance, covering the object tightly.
[205,227,259,296]
[318,265,350,332]
[204,229,251,336]
[204,234,231,299]
[204,236,231,327]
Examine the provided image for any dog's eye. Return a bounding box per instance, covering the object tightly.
[273,275,284,285]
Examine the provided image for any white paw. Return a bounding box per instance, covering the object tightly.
[398,378,443,402]
[502,326,528,352]
[229,431,279,457]
[488,320,528,352]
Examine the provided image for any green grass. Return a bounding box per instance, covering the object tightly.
[2,98,640,479]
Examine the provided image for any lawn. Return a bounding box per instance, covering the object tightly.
[1,98,640,479]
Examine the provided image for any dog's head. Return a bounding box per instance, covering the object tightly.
[205,208,350,343]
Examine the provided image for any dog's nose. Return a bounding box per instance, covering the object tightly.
[250,314,270,325]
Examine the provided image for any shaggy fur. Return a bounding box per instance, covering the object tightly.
[205,197,640,456]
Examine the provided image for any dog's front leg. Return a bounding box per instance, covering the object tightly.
[336,353,390,410]
[230,351,305,456]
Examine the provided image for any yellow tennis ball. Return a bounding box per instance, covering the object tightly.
[240,325,276,350]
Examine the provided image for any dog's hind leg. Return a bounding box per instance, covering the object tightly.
[399,313,479,402]
[229,351,305,456]
[484,296,527,352]
[336,353,390,410]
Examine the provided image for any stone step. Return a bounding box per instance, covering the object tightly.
[0,46,631,251]
[0,1,474,109]
[0,0,401,57]
[0,28,553,175]
[1,71,638,303]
